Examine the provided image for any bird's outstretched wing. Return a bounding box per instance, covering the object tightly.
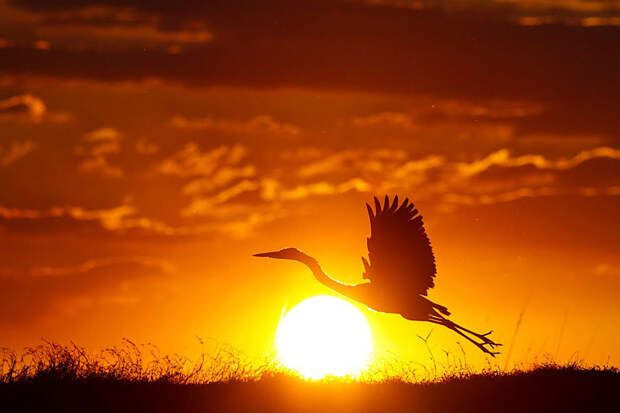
[362,195,436,296]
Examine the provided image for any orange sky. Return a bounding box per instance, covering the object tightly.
[0,0,619,371]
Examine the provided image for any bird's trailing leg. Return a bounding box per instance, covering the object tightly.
[428,315,501,357]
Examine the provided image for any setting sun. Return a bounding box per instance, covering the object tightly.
[275,296,373,379]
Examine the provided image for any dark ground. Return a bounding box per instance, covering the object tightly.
[2,366,619,413]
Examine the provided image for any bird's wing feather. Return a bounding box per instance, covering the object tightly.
[364,195,436,296]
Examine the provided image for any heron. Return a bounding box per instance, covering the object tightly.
[254,195,501,356]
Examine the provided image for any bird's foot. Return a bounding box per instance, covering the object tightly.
[463,330,502,357]
[470,330,502,349]
[477,343,501,357]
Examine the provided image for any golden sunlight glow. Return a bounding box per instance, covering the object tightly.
[275,295,373,379]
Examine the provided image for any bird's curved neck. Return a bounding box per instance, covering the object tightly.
[296,254,354,296]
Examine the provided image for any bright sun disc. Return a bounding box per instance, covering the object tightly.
[275,295,373,379]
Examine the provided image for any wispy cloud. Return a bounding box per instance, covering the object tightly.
[182,180,260,216]
[0,140,35,166]
[37,24,213,45]
[0,94,70,123]
[160,143,260,225]
[84,127,120,142]
[0,3,213,52]
[0,204,172,234]
[135,138,159,155]
[0,254,178,324]
[77,127,123,177]
[183,165,256,195]
[352,112,417,130]
[29,256,176,278]
[426,99,544,119]
[297,149,408,178]
[0,94,45,121]
[439,184,620,211]
[169,115,300,136]
[159,143,247,177]
[457,146,620,177]
[263,178,371,201]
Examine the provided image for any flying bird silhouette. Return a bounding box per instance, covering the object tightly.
[254,195,501,356]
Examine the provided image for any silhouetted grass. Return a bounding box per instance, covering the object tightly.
[2,341,618,412]
[0,339,489,384]
[1,339,270,385]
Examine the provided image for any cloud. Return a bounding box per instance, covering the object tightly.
[441,186,558,207]
[1,137,618,241]
[297,152,355,178]
[2,0,617,108]
[135,138,158,154]
[0,94,45,121]
[593,262,620,278]
[84,127,120,142]
[439,184,620,211]
[37,24,212,45]
[293,149,444,196]
[29,256,176,278]
[457,146,620,177]
[580,16,620,27]
[182,180,260,216]
[160,143,258,212]
[183,176,371,217]
[429,147,620,209]
[0,205,42,219]
[0,199,277,239]
[79,157,122,177]
[169,115,300,136]
[366,0,620,23]
[297,149,409,178]
[159,143,247,178]
[60,205,136,230]
[517,134,609,146]
[351,112,416,130]
[180,187,290,238]
[274,178,371,201]
[342,107,521,151]
[0,204,174,234]
[426,99,545,119]
[349,102,544,136]
[183,165,256,195]
[274,145,620,213]
[184,144,619,223]
[178,174,368,238]
[392,156,445,179]
[33,39,50,50]
[77,127,123,177]
[0,255,176,323]
[0,140,35,166]
[200,207,287,239]
[0,3,213,52]
[11,0,618,25]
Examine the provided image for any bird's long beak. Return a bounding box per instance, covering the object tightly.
[253,251,283,258]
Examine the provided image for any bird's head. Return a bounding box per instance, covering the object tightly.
[253,247,310,262]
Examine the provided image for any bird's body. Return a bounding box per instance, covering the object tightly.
[254,195,500,356]
[326,279,440,319]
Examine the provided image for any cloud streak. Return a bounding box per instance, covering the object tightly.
[457,146,620,177]
[29,256,176,278]
[0,140,35,166]
[1,0,618,106]
[77,127,123,177]
[0,94,45,121]
[170,115,300,136]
